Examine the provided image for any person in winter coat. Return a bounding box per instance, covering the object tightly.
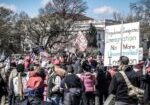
[0,62,8,105]
[9,62,17,88]
[141,72,150,105]
[140,60,150,105]
[9,64,28,105]
[24,55,31,71]
[96,66,110,105]
[46,64,62,105]
[61,65,83,105]
[26,67,44,105]
[109,56,140,105]
[0,73,7,105]
[80,60,96,105]
[73,52,84,74]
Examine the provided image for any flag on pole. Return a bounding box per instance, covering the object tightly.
[75,31,88,52]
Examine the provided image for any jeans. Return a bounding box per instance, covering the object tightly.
[63,91,81,105]
[82,92,95,105]
[28,96,42,105]
[47,96,62,105]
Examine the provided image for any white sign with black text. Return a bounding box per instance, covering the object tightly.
[104,22,140,66]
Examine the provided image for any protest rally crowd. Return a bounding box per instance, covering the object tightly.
[0,48,150,105]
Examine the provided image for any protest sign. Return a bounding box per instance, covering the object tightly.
[104,22,140,66]
[75,31,88,52]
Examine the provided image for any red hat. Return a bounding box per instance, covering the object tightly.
[53,59,60,65]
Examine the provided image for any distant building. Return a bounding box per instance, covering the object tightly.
[72,19,118,54]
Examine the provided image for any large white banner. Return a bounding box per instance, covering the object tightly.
[104,22,140,66]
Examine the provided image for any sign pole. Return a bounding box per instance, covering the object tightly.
[120,20,124,57]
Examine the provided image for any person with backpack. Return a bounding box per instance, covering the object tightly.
[9,64,29,105]
[109,56,140,105]
[61,65,83,105]
[46,64,62,105]
[80,60,96,105]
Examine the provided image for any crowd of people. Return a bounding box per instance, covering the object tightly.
[0,49,150,105]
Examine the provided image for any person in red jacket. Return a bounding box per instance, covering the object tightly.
[26,65,44,105]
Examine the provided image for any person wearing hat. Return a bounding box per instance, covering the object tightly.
[109,56,140,105]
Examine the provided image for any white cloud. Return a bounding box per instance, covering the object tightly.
[41,0,51,6]
[0,3,17,12]
[93,6,118,15]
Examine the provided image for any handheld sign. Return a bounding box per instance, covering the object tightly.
[104,22,140,66]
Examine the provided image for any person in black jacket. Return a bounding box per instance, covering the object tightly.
[61,65,83,105]
[140,59,150,105]
[142,73,150,105]
[96,65,110,105]
[109,56,140,105]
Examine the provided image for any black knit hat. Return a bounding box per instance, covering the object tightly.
[16,64,24,72]
[82,60,91,72]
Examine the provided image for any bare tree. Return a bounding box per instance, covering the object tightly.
[130,0,150,41]
[112,12,122,22]
[0,7,14,53]
[26,0,88,51]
